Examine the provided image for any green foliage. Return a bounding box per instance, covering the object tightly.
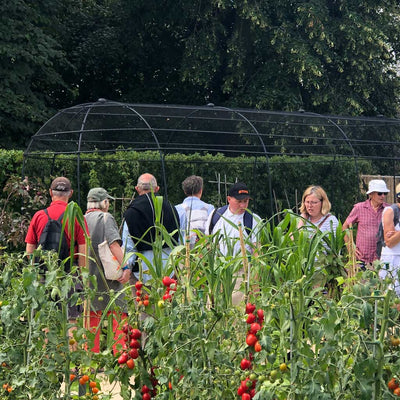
[2,0,400,145]
[2,203,400,399]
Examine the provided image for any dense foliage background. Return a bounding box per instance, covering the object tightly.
[1,0,400,148]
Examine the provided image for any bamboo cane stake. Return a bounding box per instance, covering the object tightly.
[185,236,190,270]
[83,240,90,331]
[347,223,357,281]
[238,222,249,303]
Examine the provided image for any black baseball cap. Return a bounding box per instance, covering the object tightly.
[228,182,251,200]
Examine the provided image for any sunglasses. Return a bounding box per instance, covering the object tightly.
[376,192,387,196]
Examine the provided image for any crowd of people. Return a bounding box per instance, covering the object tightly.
[24,174,400,351]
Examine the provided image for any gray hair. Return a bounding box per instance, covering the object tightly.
[182,175,203,196]
[51,189,72,198]
[87,198,109,211]
[137,175,157,191]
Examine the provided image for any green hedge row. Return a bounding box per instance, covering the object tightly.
[17,149,374,222]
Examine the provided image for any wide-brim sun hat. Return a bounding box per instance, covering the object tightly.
[366,179,390,195]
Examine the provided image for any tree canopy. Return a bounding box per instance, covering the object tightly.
[2,0,400,148]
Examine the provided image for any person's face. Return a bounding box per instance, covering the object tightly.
[304,194,322,217]
[370,191,387,205]
[227,196,249,215]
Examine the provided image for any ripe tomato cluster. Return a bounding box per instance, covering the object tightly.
[245,303,264,353]
[2,383,12,393]
[117,324,142,369]
[237,377,256,400]
[69,373,100,398]
[141,383,157,400]
[162,276,177,301]
[236,303,265,399]
[388,377,400,396]
[135,281,150,307]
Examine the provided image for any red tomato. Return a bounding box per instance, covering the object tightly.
[142,393,151,400]
[240,358,251,370]
[246,334,258,347]
[130,339,141,349]
[128,348,139,359]
[117,353,128,364]
[245,303,256,314]
[249,323,261,334]
[130,329,142,340]
[141,385,150,394]
[126,359,135,369]
[162,276,173,287]
[254,341,262,352]
[135,281,143,290]
[246,313,256,324]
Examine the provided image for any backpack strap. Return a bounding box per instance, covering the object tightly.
[209,205,228,233]
[243,211,253,235]
[317,213,331,229]
[208,205,253,234]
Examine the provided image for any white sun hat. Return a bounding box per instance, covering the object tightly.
[366,179,390,194]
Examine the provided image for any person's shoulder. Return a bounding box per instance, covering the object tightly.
[249,211,262,223]
[327,213,339,222]
[203,202,215,213]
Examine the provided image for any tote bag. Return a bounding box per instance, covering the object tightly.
[98,213,122,280]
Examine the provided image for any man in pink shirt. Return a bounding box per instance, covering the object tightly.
[342,179,390,268]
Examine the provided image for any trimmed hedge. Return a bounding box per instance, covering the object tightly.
[20,149,373,222]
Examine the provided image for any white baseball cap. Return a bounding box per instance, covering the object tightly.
[366,179,390,194]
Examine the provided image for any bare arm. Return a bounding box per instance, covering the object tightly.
[342,220,351,243]
[383,208,400,248]
[109,241,131,284]
[26,243,37,254]
[78,243,86,268]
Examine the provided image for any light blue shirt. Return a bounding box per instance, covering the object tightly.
[175,196,214,245]
[121,221,172,283]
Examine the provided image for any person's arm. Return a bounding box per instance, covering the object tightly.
[109,240,131,284]
[121,221,137,267]
[297,213,307,229]
[77,243,86,268]
[342,219,352,242]
[383,207,400,248]
[26,243,36,254]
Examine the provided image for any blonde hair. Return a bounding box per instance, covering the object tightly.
[299,185,331,216]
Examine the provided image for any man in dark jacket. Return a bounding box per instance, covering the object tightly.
[122,173,179,283]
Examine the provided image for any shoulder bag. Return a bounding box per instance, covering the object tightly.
[98,213,122,280]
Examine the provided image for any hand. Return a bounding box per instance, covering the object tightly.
[118,269,131,284]
[386,230,396,239]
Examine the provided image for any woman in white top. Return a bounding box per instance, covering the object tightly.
[379,184,400,296]
[298,185,339,233]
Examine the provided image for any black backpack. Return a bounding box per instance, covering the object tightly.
[38,209,70,262]
[208,204,253,235]
[376,204,400,258]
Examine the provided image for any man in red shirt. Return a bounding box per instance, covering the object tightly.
[25,176,86,263]
[25,177,87,319]
[343,179,390,268]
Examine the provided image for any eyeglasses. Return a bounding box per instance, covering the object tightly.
[376,192,387,196]
[304,200,321,206]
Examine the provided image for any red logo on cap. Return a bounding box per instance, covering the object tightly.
[238,190,249,194]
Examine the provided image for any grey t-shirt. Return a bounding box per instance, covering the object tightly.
[85,210,127,312]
